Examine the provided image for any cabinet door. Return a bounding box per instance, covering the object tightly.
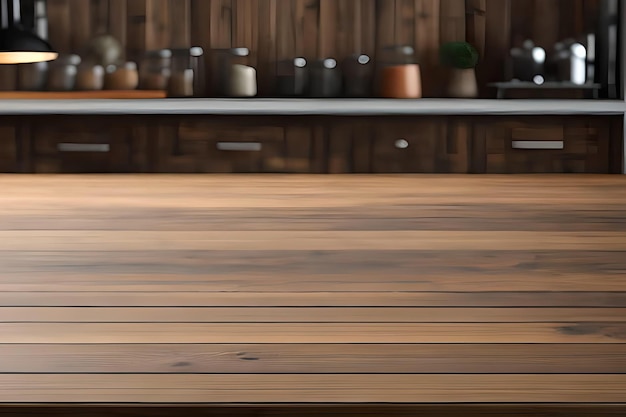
[371,118,471,174]
[0,122,17,173]
[30,118,134,173]
[327,121,373,174]
[477,117,612,174]
[155,118,315,173]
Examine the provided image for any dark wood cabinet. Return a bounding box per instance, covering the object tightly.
[27,118,138,173]
[329,117,473,174]
[0,114,621,174]
[371,119,472,174]
[0,123,17,173]
[474,117,618,174]
[153,117,319,173]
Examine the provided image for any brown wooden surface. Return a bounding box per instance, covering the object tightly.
[0,91,166,99]
[0,175,625,406]
[1,405,625,417]
[0,0,604,98]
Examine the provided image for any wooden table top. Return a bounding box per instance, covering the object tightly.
[0,175,625,406]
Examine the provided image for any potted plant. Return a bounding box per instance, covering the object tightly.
[439,42,479,98]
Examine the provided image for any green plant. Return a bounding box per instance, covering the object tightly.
[439,42,479,69]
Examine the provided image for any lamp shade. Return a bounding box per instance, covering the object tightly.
[0,26,57,64]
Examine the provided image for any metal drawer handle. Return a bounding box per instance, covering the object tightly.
[216,142,262,152]
[395,139,409,149]
[57,143,111,153]
[512,140,564,150]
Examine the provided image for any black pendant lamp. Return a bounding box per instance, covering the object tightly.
[0,0,56,64]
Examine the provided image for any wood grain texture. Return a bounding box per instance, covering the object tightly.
[1,406,625,417]
[1,291,625,307]
[0,175,625,405]
[2,307,625,323]
[1,343,625,374]
[0,374,625,403]
[3,322,625,343]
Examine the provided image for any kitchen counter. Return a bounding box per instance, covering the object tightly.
[0,174,624,409]
[0,98,625,115]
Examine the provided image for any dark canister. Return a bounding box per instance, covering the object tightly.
[342,54,373,97]
[309,58,342,98]
[276,57,308,96]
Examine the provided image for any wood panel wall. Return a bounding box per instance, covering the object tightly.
[0,0,603,97]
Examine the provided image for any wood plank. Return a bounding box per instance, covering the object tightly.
[1,271,625,292]
[68,0,91,52]
[0,230,624,251]
[302,0,319,59]
[532,0,560,48]
[0,291,623,307]
[126,0,147,61]
[360,0,377,55]
[190,0,213,97]
[0,322,624,343]
[0,91,166,99]
[1,204,624,231]
[210,0,233,48]
[145,0,171,49]
[0,374,625,403]
[256,0,277,95]
[395,0,415,46]
[46,0,71,54]
[2,175,625,204]
[169,0,191,48]
[276,0,296,60]
[108,0,128,51]
[1,343,624,374]
[483,0,511,92]
[375,0,395,50]
[1,307,624,323]
[90,0,109,35]
[414,0,440,97]
[318,0,338,58]
[0,405,625,417]
[440,0,466,43]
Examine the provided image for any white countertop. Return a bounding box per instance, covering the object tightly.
[0,98,625,115]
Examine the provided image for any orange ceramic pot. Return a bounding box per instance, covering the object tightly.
[380,64,422,98]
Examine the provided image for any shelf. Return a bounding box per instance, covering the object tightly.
[0,98,624,116]
[0,91,167,100]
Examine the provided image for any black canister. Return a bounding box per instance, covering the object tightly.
[309,58,342,98]
[342,54,373,97]
[276,57,308,96]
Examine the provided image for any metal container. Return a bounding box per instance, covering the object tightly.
[342,54,373,97]
[168,47,205,97]
[47,54,81,91]
[309,58,342,98]
[276,57,308,97]
[17,61,48,90]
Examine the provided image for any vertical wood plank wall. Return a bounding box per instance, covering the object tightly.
[0,0,601,97]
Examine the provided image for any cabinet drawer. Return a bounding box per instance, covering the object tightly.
[371,119,471,173]
[157,119,316,173]
[478,118,612,173]
[31,121,133,173]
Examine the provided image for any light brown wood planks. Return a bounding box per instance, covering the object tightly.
[0,175,624,405]
[1,343,625,374]
[0,374,625,403]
